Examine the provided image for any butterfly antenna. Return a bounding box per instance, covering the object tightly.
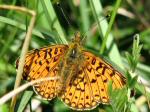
[81,13,111,42]
[57,2,72,27]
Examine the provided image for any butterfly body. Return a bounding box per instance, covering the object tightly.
[57,32,85,96]
[16,32,126,111]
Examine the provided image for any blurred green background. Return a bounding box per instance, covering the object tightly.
[0,0,150,112]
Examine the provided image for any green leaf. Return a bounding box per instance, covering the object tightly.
[0,16,44,39]
[17,91,33,112]
[125,34,143,72]
[129,75,138,89]
[106,87,128,112]
[39,0,67,44]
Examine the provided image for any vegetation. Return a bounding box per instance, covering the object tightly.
[0,0,150,112]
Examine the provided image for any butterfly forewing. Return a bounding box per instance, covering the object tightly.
[83,51,126,100]
[83,51,126,88]
[16,45,68,100]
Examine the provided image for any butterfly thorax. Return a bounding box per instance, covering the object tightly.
[62,31,84,67]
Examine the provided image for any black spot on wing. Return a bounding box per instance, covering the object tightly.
[91,58,96,65]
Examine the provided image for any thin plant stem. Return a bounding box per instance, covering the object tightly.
[100,0,122,54]
[0,77,59,105]
[0,5,36,111]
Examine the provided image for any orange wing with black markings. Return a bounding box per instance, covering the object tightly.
[83,51,126,101]
[16,45,68,100]
[60,51,126,110]
[16,31,126,111]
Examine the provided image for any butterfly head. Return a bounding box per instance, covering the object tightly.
[67,31,83,60]
[71,31,81,43]
[69,31,82,49]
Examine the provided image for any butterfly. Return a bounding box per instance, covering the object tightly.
[16,31,126,111]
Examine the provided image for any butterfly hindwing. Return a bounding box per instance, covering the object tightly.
[60,68,99,110]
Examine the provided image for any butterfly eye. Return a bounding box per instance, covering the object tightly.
[70,49,77,58]
[72,49,76,55]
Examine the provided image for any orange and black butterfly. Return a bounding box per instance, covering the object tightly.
[16,32,126,111]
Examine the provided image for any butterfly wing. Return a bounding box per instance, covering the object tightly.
[83,51,126,102]
[16,45,68,100]
[60,51,126,110]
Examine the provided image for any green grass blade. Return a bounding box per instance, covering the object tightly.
[17,91,33,112]
[100,0,122,54]
[0,16,44,38]
[79,0,90,33]
[39,0,67,44]
[89,0,123,69]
